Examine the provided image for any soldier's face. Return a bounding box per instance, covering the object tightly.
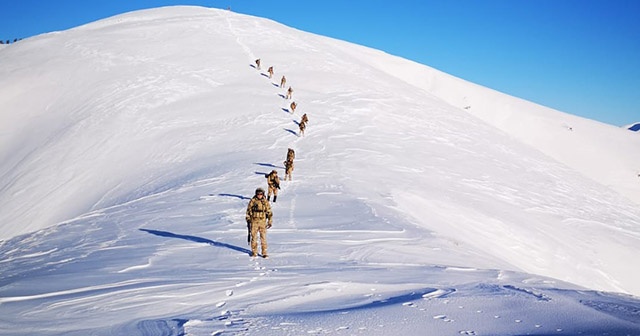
[257,193,264,198]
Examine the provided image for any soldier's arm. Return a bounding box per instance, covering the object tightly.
[266,203,273,226]
[246,200,253,221]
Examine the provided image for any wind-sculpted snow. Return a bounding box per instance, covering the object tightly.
[0,6,639,335]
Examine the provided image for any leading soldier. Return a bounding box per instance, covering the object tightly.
[245,188,272,258]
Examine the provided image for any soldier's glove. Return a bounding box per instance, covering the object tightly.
[267,222,272,229]
[246,219,251,225]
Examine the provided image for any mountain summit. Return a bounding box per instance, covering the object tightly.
[1,6,639,335]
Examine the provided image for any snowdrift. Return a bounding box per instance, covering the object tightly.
[1,6,639,335]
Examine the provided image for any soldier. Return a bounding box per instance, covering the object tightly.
[267,66,274,78]
[300,113,308,124]
[287,148,295,162]
[283,159,294,181]
[265,170,281,202]
[255,58,261,70]
[245,188,272,258]
[290,101,297,113]
[280,75,286,88]
[298,120,306,136]
[286,86,293,99]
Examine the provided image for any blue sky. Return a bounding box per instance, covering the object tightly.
[2,0,639,127]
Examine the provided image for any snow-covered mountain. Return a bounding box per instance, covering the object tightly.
[1,6,639,335]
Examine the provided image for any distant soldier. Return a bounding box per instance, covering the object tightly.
[286,86,293,99]
[245,188,272,258]
[265,170,281,202]
[255,58,261,70]
[286,148,295,162]
[290,101,297,113]
[298,121,306,136]
[267,66,274,78]
[283,159,294,181]
[300,113,308,124]
[280,75,286,88]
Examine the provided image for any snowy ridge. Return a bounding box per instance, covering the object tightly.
[0,6,639,335]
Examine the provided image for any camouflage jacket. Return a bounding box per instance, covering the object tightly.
[246,196,272,223]
[267,172,280,188]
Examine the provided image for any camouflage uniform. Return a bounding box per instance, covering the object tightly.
[265,170,280,202]
[280,76,286,88]
[284,160,294,181]
[246,188,272,257]
[287,148,295,162]
[267,66,274,78]
[300,113,308,124]
[290,101,297,113]
[298,121,306,136]
[255,58,261,70]
[286,86,293,99]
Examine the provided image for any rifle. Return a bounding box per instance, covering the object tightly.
[246,220,251,245]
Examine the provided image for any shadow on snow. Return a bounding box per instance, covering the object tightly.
[217,193,250,200]
[140,229,251,255]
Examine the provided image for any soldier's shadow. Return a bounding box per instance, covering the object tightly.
[284,128,298,136]
[140,229,252,255]
[217,193,250,200]
[255,162,278,168]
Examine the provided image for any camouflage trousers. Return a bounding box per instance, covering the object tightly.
[250,220,268,255]
[268,185,278,198]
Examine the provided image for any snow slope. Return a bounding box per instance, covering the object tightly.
[1,6,639,335]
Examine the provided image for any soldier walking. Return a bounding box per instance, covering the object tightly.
[290,101,297,113]
[245,188,272,258]
[255,58,261,70]
[265,170,281,202]
[284,159,294,181]
[298,120,306,136]
[280,75,286,88]
[286,86,293,99]
[267,66,274,78]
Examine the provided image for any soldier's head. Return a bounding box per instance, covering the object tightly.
[272,170,277,175]
[255,188,265,198]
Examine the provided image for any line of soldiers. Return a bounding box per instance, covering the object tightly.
[245,58,311,258]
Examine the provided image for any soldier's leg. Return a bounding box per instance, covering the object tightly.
[258,223,268,256]
[250,222,259,256]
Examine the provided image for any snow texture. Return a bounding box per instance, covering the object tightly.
[1,6,639,336]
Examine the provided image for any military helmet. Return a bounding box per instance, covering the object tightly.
[272,170,277,174]
[255,188,265,195]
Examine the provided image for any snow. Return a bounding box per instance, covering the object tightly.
[1,6,639,335]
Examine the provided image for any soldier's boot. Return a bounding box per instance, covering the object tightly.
[273,196,277,203]
[267,195,270,201]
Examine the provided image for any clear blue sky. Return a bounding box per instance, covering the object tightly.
[2,0,639,127]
